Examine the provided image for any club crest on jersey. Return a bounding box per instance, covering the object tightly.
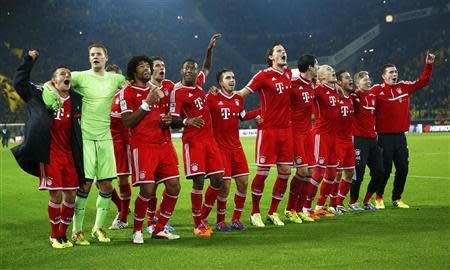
[318,157,325,165]
[234,99,240,107]
[396,88,402,94]
[259,156,266,164]
[139,171,146,180]
[46,177,53,186]
[164,89,169,96]
[191,163,199,172]
[295,156,302,165]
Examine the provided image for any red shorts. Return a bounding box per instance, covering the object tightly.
[336,137,356,170]
[293,131,314,168]
[131,142,179,186]
[113,141,131,176]
[312,133,337,168]
[39,152,78,190]
[182,138,224,178]
[221,148,249,180]
[255,128,293,167]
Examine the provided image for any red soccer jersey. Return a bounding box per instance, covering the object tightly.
[336,93,354,140]
[312,84,341,135]
[50,96,72,154]
[149,79,175,142]
[352,89,377,138]
[291,75,314,134]
[245,66,292,129]
[119,85,166,145]
[372,63,433,133]
[111,91,130,143]
[169,72,212,142]
[207,90,247,151]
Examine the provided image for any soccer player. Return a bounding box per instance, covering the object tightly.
[49,43,126,245]
[120,55,180,243]
[349,71,383,210]
[285,54,318,223]
[329,70,356,213]
[234,44,293,227]
[12,50,84,248]
[170,34,223,237]
[207,69,260,231]
[1,125,10,148]
[304,64,340,217]
[144,56,176,234]
[107,65,133,230]
[372,51,435,208]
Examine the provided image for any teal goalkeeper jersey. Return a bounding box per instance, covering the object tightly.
[71,70,125,140]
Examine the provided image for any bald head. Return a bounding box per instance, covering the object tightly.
[317,65,337,83]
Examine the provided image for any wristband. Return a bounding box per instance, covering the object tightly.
[182,118,188,126]
[140,101,151,111]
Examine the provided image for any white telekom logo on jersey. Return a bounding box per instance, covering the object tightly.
[221,108,231,119]
[329,96,337,106]
[275,82,284,94]
[194,97,203,110]
[302,92,311,103]
[341,106,349,116]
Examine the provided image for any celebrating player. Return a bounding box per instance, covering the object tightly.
[372,51,435,208]
[285,54,318,223]
[349,71,383,210]
[120,55,181,243]
[59,43,126,245]
[12,50,84,248]
[107,65,133,230]
[304,64,340,217]
[235,44,293,227]
[207,69,260,231]
[328,70,356,213]
[144,56,176,234]
[170,34,223,237]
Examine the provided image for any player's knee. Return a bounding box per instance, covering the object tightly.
[98,181,114,194]
[64,190,77,203]
[210,175,224,189]
[166,179,181,195]
[49,190,63,204]
[118,175,129,186]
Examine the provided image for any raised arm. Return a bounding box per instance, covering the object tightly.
[406,50,435,94]
[202,33,221,77]
[13,50,40,102]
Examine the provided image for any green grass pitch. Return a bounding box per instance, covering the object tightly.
[1,133,449,269]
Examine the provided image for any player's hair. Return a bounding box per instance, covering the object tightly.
[381,64,396,75]
[181,58,198,69]
[126,55,152,81]
[336,69,349,81]
[51,65,70,78]
[106,64,122,75]
[265,43,282,67]
[216,69,233,84]
[354,71,369,86]
[150,56,164,75]
[88,43,108,56]
[297,54,316,72]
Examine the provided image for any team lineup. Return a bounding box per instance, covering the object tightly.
[11,33,436,248]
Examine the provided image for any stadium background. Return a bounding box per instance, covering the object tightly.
[0,1,449,269]
[1,0,449,133]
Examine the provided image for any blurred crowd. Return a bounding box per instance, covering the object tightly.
[1,0,449,125]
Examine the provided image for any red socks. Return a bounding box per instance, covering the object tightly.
[251,169,269,214]
[133,193,150,232]
[232,191,246,221]
[268,172,290,214]
[48,200,61,238]
[201,185,220,221]
[191,188,203,228]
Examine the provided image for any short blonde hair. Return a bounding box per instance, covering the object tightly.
[354,71,369,87]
